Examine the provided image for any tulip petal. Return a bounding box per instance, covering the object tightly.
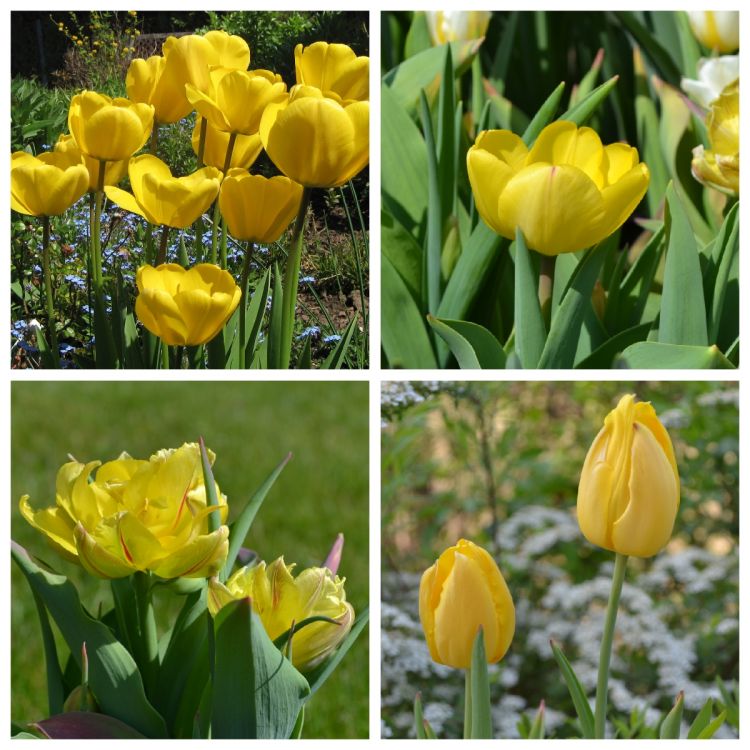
[136,288,189,345]
[104,185,151,222]
[186,84,232,132]
[598,163,650,241]
[74,522,135,578]
[577,427,616,551]
[152,525,229,578]
[19,496,78,557]
[117,512,165,569]
[634,402,680,485]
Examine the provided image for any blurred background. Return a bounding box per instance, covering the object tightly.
[381,381,738,738]
[11,380,369,738]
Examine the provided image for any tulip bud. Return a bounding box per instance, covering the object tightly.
[687,11,739,53]
[577,394,680,558]
[425,11,492,45]
[419,539,514,669]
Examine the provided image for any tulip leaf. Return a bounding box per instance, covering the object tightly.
[382,210,423,304]
[31,711,146,739]
[30,590,65,716]
[697,711,727,739]
[513,230,547,368]
[427,315,506,369]
[382,253,437,368]
[222,452,293,581]
[11,542,167,738]
[414,692,427,739]
[575,322,652,368]
[267,262,284,369]
[687,698,715,739]
[211,599,310,739]
[522,81,566,146]
[469,628,492,739]
[559,75,619,127]
[404,11,432,58]
[437,45,457,222]
[291,706,305,739]
[273,615,339,650]
[297,334,312,369]
[614,11,682,84]
[659,691,684,739]
[94,293,118,369]
[550,641,595,739]
[708,202,739,345]
[528,701,546,740]
[243,266,271,368]
[322,314,358,369]
[619,342,735,369]
[659,184,708,346]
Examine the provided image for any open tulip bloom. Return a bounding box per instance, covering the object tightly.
[13,440,368,739]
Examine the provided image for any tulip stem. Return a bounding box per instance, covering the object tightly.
[281,187,312,369]
[160,341,170,369]
[211,200,220,265]
[156,225,170,265]
[41,216,59,367]
[239,242,254,367]
[150,123,159,155]
[594,552,628,738]
[196,117,207,167]
[194,118,208,261]
[464,669,473,739]
[222,132,237,175]
[133,572,158,695]
[538,253,556,325]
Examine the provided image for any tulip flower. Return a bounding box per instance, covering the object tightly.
[419,539,514,669]
[681,55,739,109]
[104,154,221,229]
[191,119,262,172]
[54,134,129,192]
[19,442,229,579]
[294,41,369,102]
[692,80,739,196]
[219,170,303,243]
[425,10,492,45]
[687,11,739,53]
[467,120,650,255]
[67,90,154,163]
[135,263,241,347]
[260,84,369,188]
[208,557,354,672]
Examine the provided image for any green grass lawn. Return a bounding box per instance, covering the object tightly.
[11,380,369,738]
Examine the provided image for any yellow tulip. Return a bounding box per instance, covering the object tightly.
[126,54,187,124]
[692,80,739,196]
[11,150,89,217]
[260,85,369,188]
[186,69,287,135]
[687,11,739,53]
[68,90,154,162]
[425,11,492,45]
[104,155,221,228]
[208,557,354,672]
[294,41,369,102]
[467,120,650,255]
[191,119,262,172]
[19,443,229,579]
[135,263,241,346]
[577,394,680,558]
[54,134,128,192]
[219,169,303,243]
[419,539,514,669]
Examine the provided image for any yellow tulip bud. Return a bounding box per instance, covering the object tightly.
[219,169,303,243]
[577,394,680,558]
[260,85,369,188]
[191,119,262,172]
[54,134,128,192]
[467,121,649,255]
[419,539,514,669]
[135,263,241,346]
[104,155,221,229]
[687,11,739,53]
[10,150,89,217]
[294,41,369,102]
[19,443,229,579]
[208,557,354,672]
[425,11,492,45]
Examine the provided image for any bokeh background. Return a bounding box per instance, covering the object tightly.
[381,381,738,738]
[11,380,369,738]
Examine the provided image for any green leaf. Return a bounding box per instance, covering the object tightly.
[697,711,727,739]
[243,267,271,368]
[436,45,457,221]
[321,314,358,369]
[427,316,505,369]
[614,11,682,84]
[11,543,167,738]
[550,641,594,739]
[273,616,339,650]
[469,628,492,739]
[414,692,426,740]
[513,230,546,368]
[32,712,146,739]
[659,691,684,739]
[522,81,566,146]
[575,323,651,368]
[291,706,305,739]
[211,599,310,739]
[659,183,708,345]
[30,590,65,716]
[708,203,739,344]
[382,210,422,304]
[528,701,546,740]
[199,437,221,534]
[687,698,714,739]
[267,261,284,369]
[222,452,292,581]
[559,75,619,126]
[619,342,734,369]
[404,12,432,58]
[423,718,437,739]
[296,334,312,369]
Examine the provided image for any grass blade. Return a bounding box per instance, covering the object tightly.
[550,640,595,738]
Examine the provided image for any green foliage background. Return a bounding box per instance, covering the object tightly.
[11,381,369,738]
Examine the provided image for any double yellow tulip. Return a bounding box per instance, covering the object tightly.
[20,443,229,579]
[135,263,241,346]
[54,134,129,192]
[294,41,369,102]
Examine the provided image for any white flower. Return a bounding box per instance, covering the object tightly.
[425,11,492,45]
[681,55,739,109]
[28,318,43,332]
[687,11,739,53]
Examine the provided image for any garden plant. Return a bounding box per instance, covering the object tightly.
[381,11,738,369]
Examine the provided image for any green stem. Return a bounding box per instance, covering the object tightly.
[594,552,628,738]
[221,131,237,175]
[213,132,237,269]
[210,200,220,265]
[160,341,170,369]
[464,668,473,739]
[239,242,254,367]
[280,188,312,369]
[41,216,59,367]
[196,117,207,167]
[150,123,159,155]
[92,160,106,290]
[194,117,208,260]
[132,572,158,696]
[538,253,556,326]
[156,224,170,265]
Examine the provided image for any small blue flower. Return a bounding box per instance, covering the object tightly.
[323,334,342,344]
[296,326,320,340]
[299,275,315,285]
[64,273,86,289]
[59,343,75,354]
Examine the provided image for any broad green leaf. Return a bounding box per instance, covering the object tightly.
[550,641,595,738]
[321,314,358,369]
[404,11,432,58]
[427,316,506,369]
[267,262,283,369]
[687,698,714,739]
[619,342,734,369]
[575,322,651,368]
[382,210,422,305]
[291,706,305,739]
[513,230,546,368]
[32,712,146,739]
[559,75,619,126]
[436,46,457,221]
[469,628,492,739]
[708,203,739,344]
[659,692,684,739]
[243,267,271,368]
[522,81,566,146]
[30,590,65,716]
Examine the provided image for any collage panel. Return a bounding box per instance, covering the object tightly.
[11,10,369,370]
[382,11,738,370]
[381,380,738,739]
[11,380,369,738]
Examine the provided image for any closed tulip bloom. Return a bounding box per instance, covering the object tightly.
[135,263,241,346]
[11,150,89,216]
[191,119,262,172]
[425,11,492,45]
[260,85,369,188]
[220,170,303,243]
[681,55,739,109]
[104,155,221,228]
[208,557,354,672]
[19,443,229,579]
[467,120,649,255]
[294,41,369,101]
[54,134,129,192]
[126,55,187,124]
[578,395,680,558]
[419,539,514,669]
[186,69,287,135]
[687,11,739,53]
[68,90,154,162]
